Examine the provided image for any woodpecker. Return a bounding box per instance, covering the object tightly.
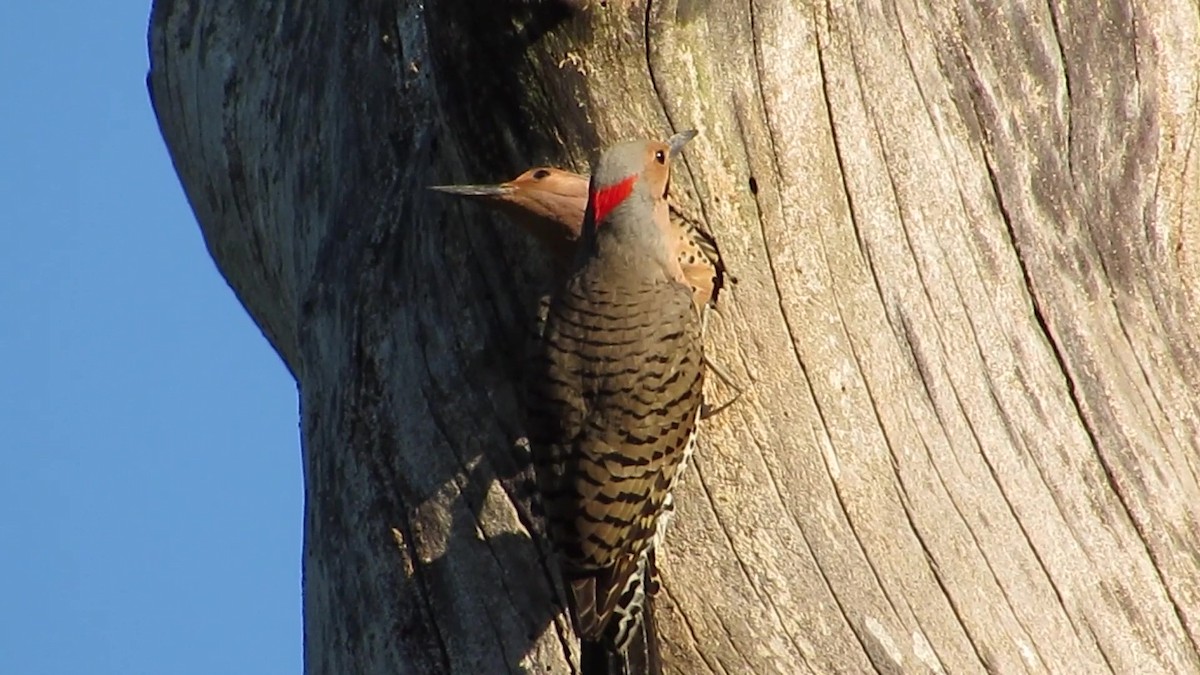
[432,161,741,422]
[430,164,727,313]
[525,131,705,674]
[430,166,588,269]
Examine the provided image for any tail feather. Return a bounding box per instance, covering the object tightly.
[567,575,602,638]
[565,552,643,642]
[581,624,657,675]
[576,552,662,675]
[578,604,660,675]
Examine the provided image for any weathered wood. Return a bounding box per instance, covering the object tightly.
[148,0,1200,672]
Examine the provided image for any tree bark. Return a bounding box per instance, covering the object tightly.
[148,0,1200,673]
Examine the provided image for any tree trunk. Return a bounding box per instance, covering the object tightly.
[147,0,1200,672]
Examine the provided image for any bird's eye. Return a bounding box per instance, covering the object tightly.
[655,150,666,164]
[532,169,550,180]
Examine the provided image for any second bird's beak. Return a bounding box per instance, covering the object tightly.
[428,183,514,198]
[667,129,698,158]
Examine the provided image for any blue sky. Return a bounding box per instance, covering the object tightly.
[0,4,303,674]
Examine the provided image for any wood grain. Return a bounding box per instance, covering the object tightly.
[148,0,1200,672]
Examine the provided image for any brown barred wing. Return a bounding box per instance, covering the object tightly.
[527,266,704,641]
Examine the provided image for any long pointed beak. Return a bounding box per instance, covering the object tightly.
[428,183,514,198]
[667,129,698,158]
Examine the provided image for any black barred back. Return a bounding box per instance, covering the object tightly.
[526,250,705,643]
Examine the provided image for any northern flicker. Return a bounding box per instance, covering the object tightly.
[430,166,588,268]
[431,153,739,417]
[525,131,705,674]
[430,165,727,313]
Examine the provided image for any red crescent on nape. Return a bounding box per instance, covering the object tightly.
[589,175,637,225]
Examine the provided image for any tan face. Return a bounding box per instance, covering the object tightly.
[506,167,588,199]
[640,141,673,199]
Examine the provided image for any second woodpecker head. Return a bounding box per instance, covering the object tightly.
[430,166,588,263]
[584,129,697,241]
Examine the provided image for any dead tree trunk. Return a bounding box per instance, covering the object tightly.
[148,1,1200,672]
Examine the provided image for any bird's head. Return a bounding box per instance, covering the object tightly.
[585,129,697,231]
[430,166,589,262]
